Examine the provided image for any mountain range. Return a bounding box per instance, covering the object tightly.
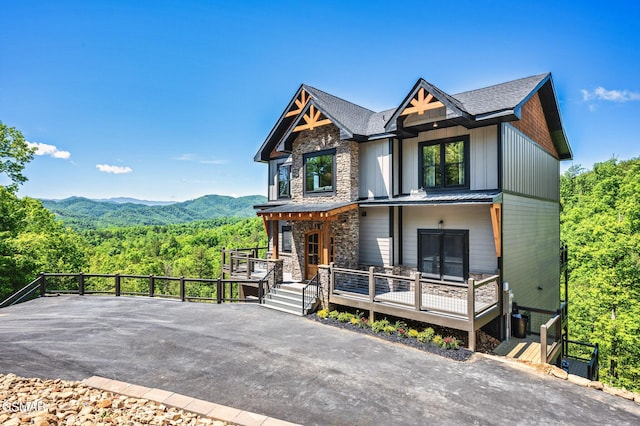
[40,194,267,230]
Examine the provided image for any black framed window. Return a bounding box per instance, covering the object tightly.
[304,149,336,195]
[418,229,468,282]
[278,164,291,198]
[282,225,292,253]
[419,136,469,190]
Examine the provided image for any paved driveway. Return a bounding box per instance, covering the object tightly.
[1,296,639,425]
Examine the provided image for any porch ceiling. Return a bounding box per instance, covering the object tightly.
[257,201,358,221]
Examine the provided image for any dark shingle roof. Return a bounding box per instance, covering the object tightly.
[451,73,548,117]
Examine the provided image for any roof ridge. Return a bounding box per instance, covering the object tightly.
[452,73,549,98]
[302,84,376,114]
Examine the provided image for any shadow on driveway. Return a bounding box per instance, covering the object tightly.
[1,296,639,425]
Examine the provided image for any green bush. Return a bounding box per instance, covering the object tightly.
[408,328,419,338]
[337,312,355,323]
[371,318,390,333]
[417,327,435,343]
[317,309,329,319]
[328,310,340,320]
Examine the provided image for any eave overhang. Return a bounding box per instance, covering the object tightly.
[257,201,358,221]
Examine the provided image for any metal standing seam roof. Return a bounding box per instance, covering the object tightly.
[256,201,358,214]
[358,191,502,206]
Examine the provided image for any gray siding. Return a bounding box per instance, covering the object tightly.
[267,157,291,201]
[359,139,391,199]
[401,125,498,193]
[502,123,560,201]
[359,207,390,266]
[502,193,560,311]
[401,204,497,274]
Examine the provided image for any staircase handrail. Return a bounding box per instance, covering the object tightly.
[302,272,320,315]
[0,276,42,308]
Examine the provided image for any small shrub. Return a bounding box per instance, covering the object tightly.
[328,310,340,320]
[350,316,360,325]
[408,328,419,338]
[337,312,355,323]
[371,319,390,333]
[382,325,396,335]
[317,309,329,319]
[396,327,408,338]
[358,317,369,328]
[416,327,435,343]
[433,335,444,347]
[441,336,460,350]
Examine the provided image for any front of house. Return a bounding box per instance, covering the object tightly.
[253,73,572,344]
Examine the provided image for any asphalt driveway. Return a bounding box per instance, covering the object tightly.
[1,296,639,425]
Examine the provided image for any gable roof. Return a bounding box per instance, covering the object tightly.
[254,73,572,162]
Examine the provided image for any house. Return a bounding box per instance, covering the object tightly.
[252,73,572,348]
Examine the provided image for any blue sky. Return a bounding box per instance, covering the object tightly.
[1,0,639,201]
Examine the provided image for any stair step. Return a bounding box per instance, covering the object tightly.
[262,299,303,316]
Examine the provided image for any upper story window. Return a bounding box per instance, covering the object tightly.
[304,149,336,195]
[278,164,291,198]
[281,225,292,253]
[419,135,469,190]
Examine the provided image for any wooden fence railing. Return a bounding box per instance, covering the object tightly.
[0,273,266,308]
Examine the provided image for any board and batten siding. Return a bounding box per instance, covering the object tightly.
[359,139,391,199]
[502,123,560,201]
[400,125,498,193]
[359,207,390,266]
[502,193,560,311]
[401,204,497,274]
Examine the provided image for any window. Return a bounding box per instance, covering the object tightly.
[304,149,335,195]
[419,136,469,190]
[278,164,291,198]
[281,225,292,253]
[418,229,468,282]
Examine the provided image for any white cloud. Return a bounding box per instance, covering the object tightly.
[96,164,133,174]
[581,87,640,103]
[200,159,227,165]
[172,154,197,161]
[26,141,71,159]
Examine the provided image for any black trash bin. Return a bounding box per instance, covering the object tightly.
[511,313,527,338]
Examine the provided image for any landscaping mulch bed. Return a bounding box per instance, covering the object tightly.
[308,313,474,362]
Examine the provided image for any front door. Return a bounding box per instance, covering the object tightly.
[305,230,321,280]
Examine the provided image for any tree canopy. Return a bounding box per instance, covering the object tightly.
[561,157,640,391]
[0,122,35,193]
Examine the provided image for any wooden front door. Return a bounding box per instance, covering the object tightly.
[305,230,321,280]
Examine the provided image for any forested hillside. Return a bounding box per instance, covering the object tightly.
[82,217,267,278]
[41,194,266,230]
[561,158,640,392]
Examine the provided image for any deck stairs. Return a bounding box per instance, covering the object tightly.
[262,282,318,316]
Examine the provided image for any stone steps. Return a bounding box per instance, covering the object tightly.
[262,286,317,316]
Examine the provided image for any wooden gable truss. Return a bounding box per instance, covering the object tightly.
[399,87,445,116]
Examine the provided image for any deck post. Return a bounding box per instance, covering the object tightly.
[115,274,121,297]
[149,275,155,298]
[78,272,84,296]
[39,272,46,297]
[467,278,476,351]
[368,266,375,303]
[216,278,222,304]
[540,324,548,363]
[414,272,421,311]
[180,277,185,301]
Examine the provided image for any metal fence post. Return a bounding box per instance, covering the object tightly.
[115,274,121,296]
[40,272,46,297]
[258,279,264,303]
[78,272,85,296]
[414,272,421,311]
[180,277,185,302]
[149,275,155,298]
[467,278,476,352]
[216,278,222,304]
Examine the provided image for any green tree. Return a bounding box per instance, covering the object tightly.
[0,122,35,193]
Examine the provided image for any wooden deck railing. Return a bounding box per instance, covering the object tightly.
[221,247,269,279]
[0,273,267,307]
[329,265,500,350]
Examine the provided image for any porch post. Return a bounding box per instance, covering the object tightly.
[271,220,279,259]
[368,266,375,303]
[468,277,476,351]
[321,220,330,266]
[414,272,422,311]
